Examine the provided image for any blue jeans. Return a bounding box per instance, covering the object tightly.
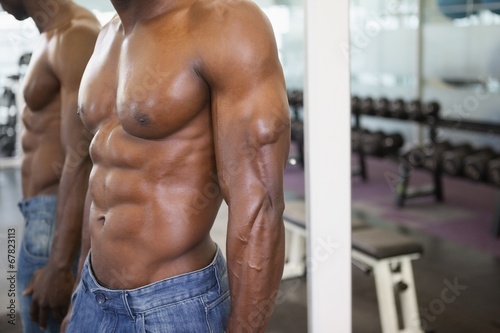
[67,246,231,333]
[18,195,60,333]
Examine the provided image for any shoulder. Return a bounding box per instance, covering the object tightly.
[192,0,273,37]
[191,0,279,81]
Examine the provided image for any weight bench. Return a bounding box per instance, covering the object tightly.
[282,200,424,333]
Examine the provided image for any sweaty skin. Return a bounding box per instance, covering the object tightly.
[0,0,100,329]
[66,0,290,332]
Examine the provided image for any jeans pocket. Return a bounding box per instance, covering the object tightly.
[204,291,231,333]
[22,217,55,260]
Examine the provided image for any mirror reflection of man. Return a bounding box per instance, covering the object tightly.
[0,0,101,332]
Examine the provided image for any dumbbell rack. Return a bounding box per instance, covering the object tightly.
[353,108,500,237]
[352,112,368,181]
[351,110,414,182]
[404,118,500,237]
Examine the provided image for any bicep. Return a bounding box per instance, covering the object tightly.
[212,73,290,202]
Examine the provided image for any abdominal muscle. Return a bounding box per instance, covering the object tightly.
[89,124,222,290]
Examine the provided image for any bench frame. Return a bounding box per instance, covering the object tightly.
[283,217,424,333]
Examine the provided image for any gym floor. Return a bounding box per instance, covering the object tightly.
[1,157,500,333]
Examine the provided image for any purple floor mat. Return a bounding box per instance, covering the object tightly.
[284,156,500,258]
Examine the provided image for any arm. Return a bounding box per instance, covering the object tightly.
[202,4,290,331]
[25,23,99,329]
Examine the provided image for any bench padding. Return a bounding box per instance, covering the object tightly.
[352,228,423,259]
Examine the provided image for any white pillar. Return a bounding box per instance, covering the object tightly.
[305,0,351,332]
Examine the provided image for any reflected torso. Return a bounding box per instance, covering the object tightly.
[21,9,101,199]
[21,32,63,198]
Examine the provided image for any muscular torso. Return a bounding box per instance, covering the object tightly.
[80,11,223,289]
[21,9,100,198]
[21,36,64,197]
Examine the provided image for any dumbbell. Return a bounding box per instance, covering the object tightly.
[288,90,303,121]
[383,133,404,155]
[363,131,404,157]
[389,99,407,119]
[290,119,304,143]
[423,141,453,171]
[442,144,474,176]
[423,101,440,119]
[360,97,375,115]
[406,146,426,168]
[464,148,497,181]
[487,158,500,186]
[374,97,391,117]
[406,100,425,121]
[362,131,385,156]
[407,141,452,169]
[351,96,361,115]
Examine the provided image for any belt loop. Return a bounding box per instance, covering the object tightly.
[213,250,222,294]
[123,292,135,320]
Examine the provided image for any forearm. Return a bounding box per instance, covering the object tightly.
[226,196,285,333]
[49,157,92,270]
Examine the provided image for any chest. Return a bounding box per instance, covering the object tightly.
[22,39,60,111]
[79,28,209,140]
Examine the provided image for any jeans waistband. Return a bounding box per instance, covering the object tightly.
[18,195,58,219]
[80,245,227,315]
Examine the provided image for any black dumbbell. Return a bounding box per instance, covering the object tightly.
[383,133,404,155]
[389,99,407,119]
[406,146,426,168]
[360,97,375,115]
[362,131,386,156]
[423,101,440,119]
[487,158,500,186]
[291,119,304,142]
[423,141,452,171]
[464,148,497,181]
[374,97,391,117]
[442,144,474,176]
[351,129,369,152]
[406,100,425,121]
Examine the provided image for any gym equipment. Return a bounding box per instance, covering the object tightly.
[287,90,303,122]
[291,119,304,167]
[374,97,391,117]
[406,146,426,168]
[362,131,385,156]
[488,158,500,186]
[423,101,440,119]
[464,148,497,181]
[352,129,369,152]
[363,131,404,157]
[422,141,453,171]
[352,229,424,333]
[442,144,474,176]
[389,99,407,119]
[406,100,424,121]
[0,84,17,157]
[282,200,425,333]
[437,0,478,19]
[406,142,452,170]
[360,97,375,115]
[383,133,404,155]
[351,95,361,115]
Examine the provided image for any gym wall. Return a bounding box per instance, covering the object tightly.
[351,0,500,149]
